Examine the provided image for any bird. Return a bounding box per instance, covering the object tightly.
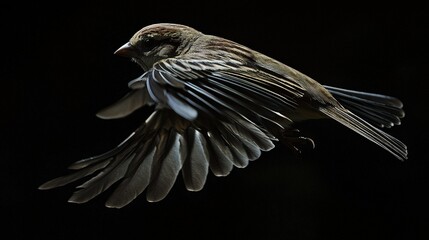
[39,23,407,208]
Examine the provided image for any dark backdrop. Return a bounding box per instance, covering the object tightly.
[3,2,428,239]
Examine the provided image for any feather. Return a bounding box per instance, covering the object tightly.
[128,72,149,89]
[207,130,234,176]
[155,70,186,88]
[68,153,134,204]
[343,101,400,128]
[68,132,136,170]
[181,85,225,116]
[186,79,291,134]
[159,58,237,73]
[217,124,249,168]
[105,146,156,208]
[74,151,135,190]
[214,71,298,109]
[241,139,261,161]
[146,130,186,202]
[146,76,167,103]
[324,86,403,108]
[206,73,287,111]
[182,128,210,191]
[255,65,306,95]
[324,85,405,128]
[222,118,265,160]
[320,107,407,160]
[200,76,293,125]
[174,93,210,118]
[165,91,198,121]
[96,89,149,119]
[38,160,111,190]
[230,116,275,151]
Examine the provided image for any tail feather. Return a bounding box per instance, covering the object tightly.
[324,86,405,128]
[320,106,407,160]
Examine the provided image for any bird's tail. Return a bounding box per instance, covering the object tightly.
[324,86,405,128]
[320,86,407,160]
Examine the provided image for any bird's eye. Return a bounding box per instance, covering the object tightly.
[140,37,158,52]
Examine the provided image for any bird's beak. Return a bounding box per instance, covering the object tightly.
[114,42,138,58]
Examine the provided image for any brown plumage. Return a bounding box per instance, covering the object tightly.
[39,23,407,208]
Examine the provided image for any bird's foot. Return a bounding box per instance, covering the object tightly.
[279,128,315,156]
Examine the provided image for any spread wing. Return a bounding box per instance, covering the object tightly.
[39,56,308,208]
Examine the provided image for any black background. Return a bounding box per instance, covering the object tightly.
[3,2,428,239]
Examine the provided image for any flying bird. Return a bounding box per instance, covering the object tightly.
[39,23,407,208]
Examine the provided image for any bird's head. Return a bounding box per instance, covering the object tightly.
[114,23,202,70]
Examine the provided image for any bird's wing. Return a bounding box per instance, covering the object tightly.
[96,81,154,119]
[39,57,310,208]
[149,57,305,122]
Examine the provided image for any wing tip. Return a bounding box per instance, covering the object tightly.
[67,196,82,204]
[185,186,204,192]
[146,195,165,203]
[38,177,66,190]
[38,181,55,190]
[105,201,126,209]
[95,111,116,120]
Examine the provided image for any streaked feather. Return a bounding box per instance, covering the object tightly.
[176,92,217,118]
[182,85,225,116]
[199,76,293,124]
[186,79,292,130]
[156,70,186,88]
[214,71,299,110]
